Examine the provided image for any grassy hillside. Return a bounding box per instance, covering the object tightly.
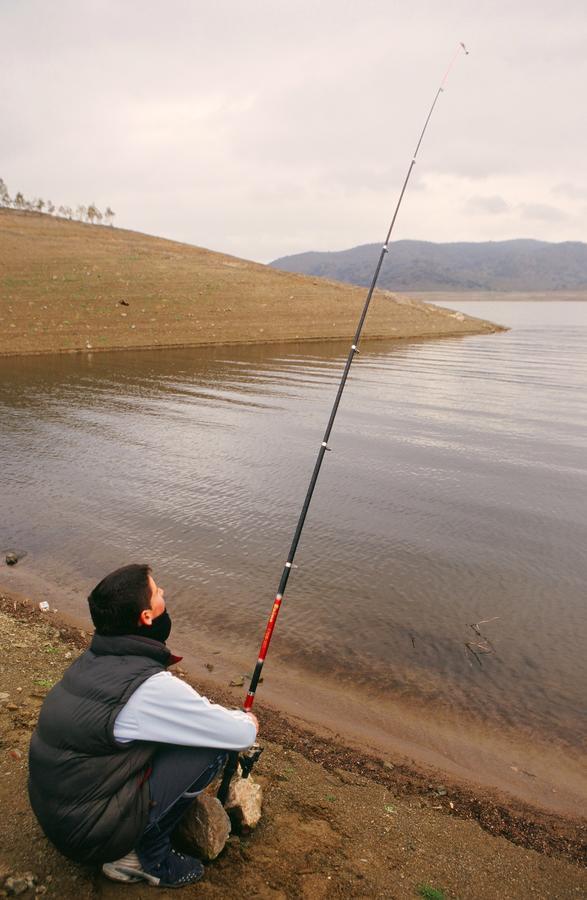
[0,211,502,356]
[271,239,587,292]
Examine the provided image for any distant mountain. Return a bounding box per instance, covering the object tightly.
[270,239,587,292]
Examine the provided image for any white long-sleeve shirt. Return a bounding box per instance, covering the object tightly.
[113,671,257,751]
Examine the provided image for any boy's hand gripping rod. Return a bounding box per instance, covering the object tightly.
[218,42,468,804]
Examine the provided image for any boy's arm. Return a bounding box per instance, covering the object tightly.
[113,670,258,750]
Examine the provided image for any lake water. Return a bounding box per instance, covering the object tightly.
[1,300,586,769]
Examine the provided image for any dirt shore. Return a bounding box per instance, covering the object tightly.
[1,589,584,900]
[0,210,504,358]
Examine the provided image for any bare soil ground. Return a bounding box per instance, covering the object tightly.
[0,210,503,358]
[1,591,585,900]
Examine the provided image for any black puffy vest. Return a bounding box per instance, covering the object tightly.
[29,633,175,863]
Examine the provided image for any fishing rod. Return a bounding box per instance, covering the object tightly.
[218,41,469,804]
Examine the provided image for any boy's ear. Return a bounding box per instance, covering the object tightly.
[138,608,152,627]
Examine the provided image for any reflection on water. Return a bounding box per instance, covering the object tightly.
[1,301,586,749]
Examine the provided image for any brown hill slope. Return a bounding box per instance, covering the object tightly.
[0,210,503,356]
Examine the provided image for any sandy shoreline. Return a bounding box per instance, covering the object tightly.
[3,561,585,823]
[409,291,587,303]
[0,327,497,360]
[1,584,584,861]
[3,556,586,814]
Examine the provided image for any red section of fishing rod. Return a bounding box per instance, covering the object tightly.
[243,593,282,710]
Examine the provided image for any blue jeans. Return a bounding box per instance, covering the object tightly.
[136,746,228,870]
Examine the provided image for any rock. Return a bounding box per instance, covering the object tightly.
[0,692,10,704]
[204,663,214,672]
[176,793,231,861]
[9,749,23,761]
[229,676,244,687]
[225,774,263,832]
[5,873,35,895]
[4,549,27,566]
[38,602,50,613]
[334,768,368,787]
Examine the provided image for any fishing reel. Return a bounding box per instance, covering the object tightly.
[239,742,264,779]
[217,744,264,804]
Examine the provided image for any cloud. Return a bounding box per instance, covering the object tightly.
[553,182,587,201]
[518,203,569,222]
[1,1,586,261]
[465,195,510,215]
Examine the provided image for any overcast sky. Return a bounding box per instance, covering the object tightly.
[3,1,586,262]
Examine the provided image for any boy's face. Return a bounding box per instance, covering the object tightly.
[148,576,166,618]
[138,575,165,627]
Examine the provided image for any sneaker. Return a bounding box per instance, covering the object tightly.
[103,848,204,889]
[102,850,144,883]
[143,849,204,888]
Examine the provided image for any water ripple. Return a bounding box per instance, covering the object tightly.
[1,300,586,747]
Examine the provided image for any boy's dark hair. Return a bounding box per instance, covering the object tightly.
[88,564,153,636]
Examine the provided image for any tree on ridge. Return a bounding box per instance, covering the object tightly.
[0,177,114,227]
